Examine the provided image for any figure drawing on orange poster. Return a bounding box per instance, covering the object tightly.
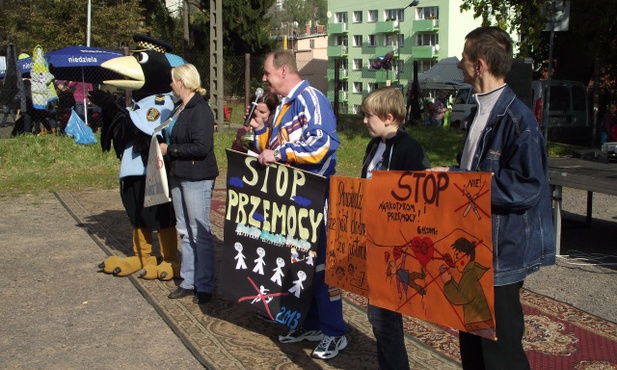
[364,171,495,339]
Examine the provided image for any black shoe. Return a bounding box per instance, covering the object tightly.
[168,287,194,299]
[193,292,212,304]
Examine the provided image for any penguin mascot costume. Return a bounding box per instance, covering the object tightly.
[90,35,186,280]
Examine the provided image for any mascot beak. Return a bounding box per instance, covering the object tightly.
[101,56,145,90]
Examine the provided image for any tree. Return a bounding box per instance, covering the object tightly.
[0,0,147,52]
[459,0,550,59]
[196,0,276,56]
[269,0,328,34]
[459,0,617,88]
[139,0,177,44]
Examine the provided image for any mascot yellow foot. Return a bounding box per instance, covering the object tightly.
[138,226,180,281]
[99,227,157,276]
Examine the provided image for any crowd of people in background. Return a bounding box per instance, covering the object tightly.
[0,49,105,136]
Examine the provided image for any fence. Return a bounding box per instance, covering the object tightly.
[0,51,327,131]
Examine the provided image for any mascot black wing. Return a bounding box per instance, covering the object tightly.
[90,35,185,281]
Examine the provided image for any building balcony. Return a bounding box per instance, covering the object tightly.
[413,19,439,32]
[327,22,348,34]
[327,90,349,102]
[326,69,349,80]
[375,46,396,57]
[412,45,439,59]
[363,69,396,83]
[327,45,348,57]
[375,19,399,33]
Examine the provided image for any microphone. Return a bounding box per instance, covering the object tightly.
[243,87,265,127]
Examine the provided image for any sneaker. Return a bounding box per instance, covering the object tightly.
[278,328,324,344]
[311,335,348,360]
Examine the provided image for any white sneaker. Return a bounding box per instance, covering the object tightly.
[278,328,324,343]
[311,335,348,360]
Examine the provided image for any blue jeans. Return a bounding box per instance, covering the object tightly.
[301,224,348,337]
[74,102,87,121]
[170,177,216,293]
[367,304,410,370]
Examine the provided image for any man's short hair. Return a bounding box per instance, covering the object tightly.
[464,26,513,78]
[270,49,298,74]
[362,87,406,126]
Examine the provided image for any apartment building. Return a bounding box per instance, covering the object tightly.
[326,0,484,114]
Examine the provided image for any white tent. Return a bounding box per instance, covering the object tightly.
[419,57,464,90]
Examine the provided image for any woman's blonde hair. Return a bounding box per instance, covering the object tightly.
[171,63,207,96]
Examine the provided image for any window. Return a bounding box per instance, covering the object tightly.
[368,82,378,93]
[353,11,363,23]
[368,10,378,22]
[353,59,363,70]
[416,6,439,20]
[353,35,363,47]
[420,60,437,73]
[384,8,404,21]
[368,35,377,46]
[395,60,404,74]
[384,34,398,47]
[352,104,362,114]
[353,81,363,93]
[336,35,348,47]
[369,58,378,70]
[335,12,348,23]
[416,33,438,46]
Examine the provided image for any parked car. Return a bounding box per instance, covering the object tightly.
[450,83,475,128]
[532,80,591,145]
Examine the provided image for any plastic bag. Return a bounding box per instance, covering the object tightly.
[64,108,97,145]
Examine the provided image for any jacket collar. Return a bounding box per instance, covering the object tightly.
[184,92,204,109]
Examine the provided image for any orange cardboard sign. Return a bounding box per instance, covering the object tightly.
[327,171,495,339]
[325,176,371,296]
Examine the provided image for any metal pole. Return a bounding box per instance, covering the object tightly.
[334,58,340,118]
[543,1,556,147]
[86,0,91,47]
[245,53,250,108]
[399,2,419,88]
[183,0,190,52]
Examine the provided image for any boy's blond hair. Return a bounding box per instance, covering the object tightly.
[362,87,406,126]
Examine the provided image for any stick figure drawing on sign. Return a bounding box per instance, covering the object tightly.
[306,250,316,266]
[253,247,266,275]
[234,242,247,270]
[251,285,274,304]
[271,257,286,286]
[288,270,307,298]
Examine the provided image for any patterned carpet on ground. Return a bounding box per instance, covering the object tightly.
[57,187,617,370]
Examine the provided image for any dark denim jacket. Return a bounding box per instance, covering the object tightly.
[462,85,556,286]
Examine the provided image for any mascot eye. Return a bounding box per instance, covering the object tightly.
[135,52,150,64]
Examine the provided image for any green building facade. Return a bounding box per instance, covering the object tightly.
[326,0,484,114]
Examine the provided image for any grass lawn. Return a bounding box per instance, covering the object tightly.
[0,115,579,197]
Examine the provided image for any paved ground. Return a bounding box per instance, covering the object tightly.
[0,194,203,369]
[524,187,617,323]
